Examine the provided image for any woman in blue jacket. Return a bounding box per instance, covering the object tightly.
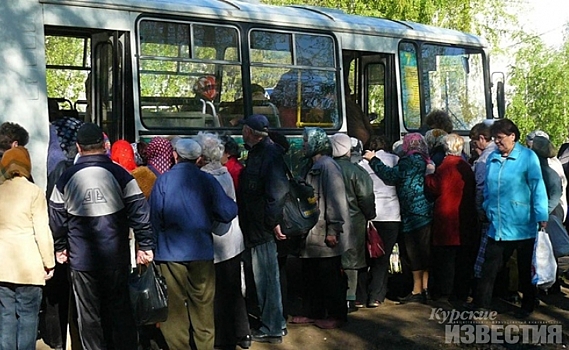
[474,119,548,318]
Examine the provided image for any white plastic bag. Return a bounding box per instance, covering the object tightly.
[531,229,557,289]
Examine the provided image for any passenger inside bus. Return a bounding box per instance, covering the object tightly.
[221,84,280,127]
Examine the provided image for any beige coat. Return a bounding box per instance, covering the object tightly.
[0,177,55,285]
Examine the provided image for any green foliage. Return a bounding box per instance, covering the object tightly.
[507,33,569,147]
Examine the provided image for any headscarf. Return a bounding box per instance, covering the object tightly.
[303,127,331,158]
[0,146,31,184]
[193,75,218,101]
[532,135,556,159]
[424,128,448,150]
[402,133,430,163]
[111,140,137,172]
[52,116,83,158]
[146,137,174,175]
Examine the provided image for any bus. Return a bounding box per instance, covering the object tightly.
[0,0,504,188]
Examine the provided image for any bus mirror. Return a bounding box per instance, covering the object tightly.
[492,72,505,119]
[496,81,505,119]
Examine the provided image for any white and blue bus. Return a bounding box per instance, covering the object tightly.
[0,0,504,188]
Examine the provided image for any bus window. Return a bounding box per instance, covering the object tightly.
[366,63,386,131]
[250,30,340,129]
[421,44,485,131]
[45,35,90,121]
[399,42,421,130]
[137,20,241,129]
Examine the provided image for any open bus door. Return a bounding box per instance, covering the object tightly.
[91,31,134,143]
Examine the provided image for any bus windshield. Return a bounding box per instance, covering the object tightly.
[399,42,486,131]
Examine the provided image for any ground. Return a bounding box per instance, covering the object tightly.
[37,259,569,350]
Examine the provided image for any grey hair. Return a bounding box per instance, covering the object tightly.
[195,131,224,163]
[443,133,464,156]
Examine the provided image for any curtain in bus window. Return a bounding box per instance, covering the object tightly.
[398,42,421,129]
[250,30,339,129]
[137,20,241,129]
[420,44,486,131]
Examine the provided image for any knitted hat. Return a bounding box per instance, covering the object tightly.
[76,123,103,145]
[329,133,351,157]
[175,138,202,160]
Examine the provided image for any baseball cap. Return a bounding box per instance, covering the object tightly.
[76,123,103,145]
[238,114,269,132]
[174,138,202,160]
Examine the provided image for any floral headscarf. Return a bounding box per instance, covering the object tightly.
[424,128,448,150]
[402,133,430,163]
[303,127,331,158]
[111,140,137,172]
[146,137,174,175]
[52,116,83,158]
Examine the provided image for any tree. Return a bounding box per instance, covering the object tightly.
[507,32,569,146]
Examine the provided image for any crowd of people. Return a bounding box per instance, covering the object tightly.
[0,108,567,350]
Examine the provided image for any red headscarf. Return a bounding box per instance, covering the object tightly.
[193,75,218,101]
[111,140,137,172]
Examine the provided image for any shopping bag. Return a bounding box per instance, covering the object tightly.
[366,221,385,258]
[531,229,557,289]
[128,262,168,326]
[547,214,569,257]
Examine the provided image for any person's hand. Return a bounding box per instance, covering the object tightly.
[363,150,375,161]
[539,221,548,230]
[325,235,338,248]
[425,162,436,175]
[274,225,287,241]
[44,268,55,280]
[55,250,68,264]
[137,250,154,265]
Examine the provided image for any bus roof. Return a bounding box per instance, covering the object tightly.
[41,0,488,47]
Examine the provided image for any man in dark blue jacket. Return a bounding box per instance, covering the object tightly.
[49,123,154,350]
[149,138,237,350]
[238,114,289,344]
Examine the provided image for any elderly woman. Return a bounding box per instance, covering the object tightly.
[363,133,433,304]
[424,134,477,302]
[357,136,401,308]
[0,147,55,349]
[195,132,251,349]
[291,127,350,329]
[473,119,548,318]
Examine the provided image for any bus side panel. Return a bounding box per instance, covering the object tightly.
[0,0,49,189]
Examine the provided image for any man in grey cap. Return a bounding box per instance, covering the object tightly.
[238,114,288,343]
[149,138,238,350]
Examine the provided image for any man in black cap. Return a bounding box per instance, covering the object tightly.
[49,122,154,350]
[237,114,289,344]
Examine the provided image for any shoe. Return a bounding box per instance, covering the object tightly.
[314,318,345,329]
[399,292,424,304]
[347,300,358,313]
[282,328,288,336]
[354,301,364,308]
[422,289,431,302]
[251,329,282,344]
[237,334,251,349]
[290,315,315,324]
[367,300,381,308]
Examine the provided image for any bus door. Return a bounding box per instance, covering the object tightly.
[91,31,133,142]
[345,52,398,147]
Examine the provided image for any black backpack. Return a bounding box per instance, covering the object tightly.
[281,166,320,236]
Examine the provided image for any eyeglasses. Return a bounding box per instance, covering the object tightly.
[493,134,513,142]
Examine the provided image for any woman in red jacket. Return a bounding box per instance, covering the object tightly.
[424,133,477,302]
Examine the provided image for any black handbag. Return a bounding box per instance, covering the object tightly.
[281,165,320,236]
[128,262,168,326]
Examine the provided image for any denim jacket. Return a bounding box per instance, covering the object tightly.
[483,142,548,241]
